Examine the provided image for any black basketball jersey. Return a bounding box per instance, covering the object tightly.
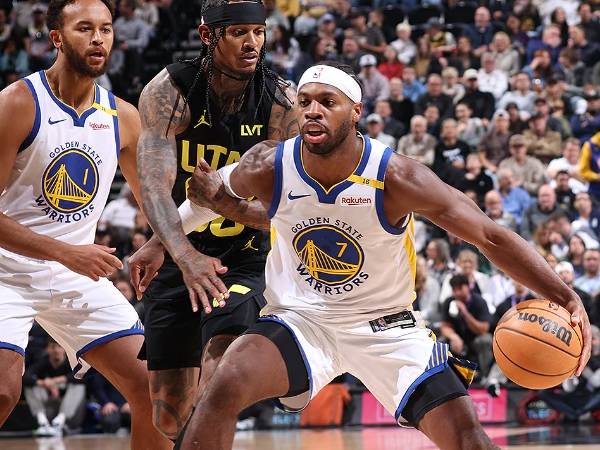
[166,61,277,266]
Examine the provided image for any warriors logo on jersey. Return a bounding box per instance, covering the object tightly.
[291,219,369,295]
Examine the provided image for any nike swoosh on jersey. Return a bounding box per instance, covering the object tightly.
[48,118,67,125]
[288,192,311,200]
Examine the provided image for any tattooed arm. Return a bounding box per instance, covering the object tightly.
[267,84,300,141]
[135,69,229,312]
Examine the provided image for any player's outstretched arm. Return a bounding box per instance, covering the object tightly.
[136,70,229,313]
[0,82,122,281]
[385,154,592,375]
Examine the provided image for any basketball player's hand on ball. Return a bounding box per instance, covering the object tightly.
[58,244,123,281]
[563,295,592,376]
[129,237,165,300]
[176,248,229,314]
[188,159,225,210]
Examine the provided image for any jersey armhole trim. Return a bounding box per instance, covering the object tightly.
[107,91,120,159]
[376,147,407,235]
[18,78,41,153]
[268,142,285,219]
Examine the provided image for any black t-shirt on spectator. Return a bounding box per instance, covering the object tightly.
[457,171,494,204]
[492,294,535,331]
[460,90,495,120]
[390,98,414,129]
[433,139,471,187]
[442,293,491,344]
[23,356,78,387]
[555,187,576,212]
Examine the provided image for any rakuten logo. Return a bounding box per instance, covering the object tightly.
[340,196,372,206]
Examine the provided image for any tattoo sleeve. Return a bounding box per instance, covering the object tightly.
[137,69,194,261]
[267,85,300,141]
[210,186,271,231]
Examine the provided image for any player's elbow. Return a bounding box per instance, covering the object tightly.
[477,222,512,255]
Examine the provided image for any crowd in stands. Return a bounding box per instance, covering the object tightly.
[6,0,600,435]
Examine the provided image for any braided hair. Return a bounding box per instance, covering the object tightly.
[182,0,291,126]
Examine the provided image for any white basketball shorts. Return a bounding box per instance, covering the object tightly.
[0,247,143,378]
[258,307,453,424]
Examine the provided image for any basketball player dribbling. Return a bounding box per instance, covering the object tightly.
[0,1,170,448]
[176,62,591,450]
[128,0,299,441]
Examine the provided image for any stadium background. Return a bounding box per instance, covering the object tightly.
[2,0,600,445]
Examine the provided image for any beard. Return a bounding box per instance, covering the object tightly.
[62,38,109,78]
[303,118,354,156]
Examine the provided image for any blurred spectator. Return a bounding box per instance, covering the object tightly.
[315,13,340,52]
[441,66,465,104]
[523,113,562,164]
[574,249,600,298]
[457,153,493,205]
[111,0,151,94]
[414,35,436,80]
[505,14,529,51]
[388,77,413,129]
[547,138,588,194]
[12,0,38,29]
[134,0,159,33]
[358,54,389,112]
[390,22,415,65]
[555,261,594,321]
[455,101,486,150]
[0,35,29,85]
[545,76,573,116]
[492,279,534,332]
[265,0,289,46]
[520,184,560,241]
[498,134,547,196]
[25,4,53,72]
[497,168,531,225]
[568,24,600,68]
[578,131,600,200]
[424,17,455,57]
[425,238,454,285]
[24,338,85,436]
[578,2,600,43]
[449,35,479,75]
[506,101,528,134]
[440,249,491,303]
[533,96,570,139]
[0,7,12,46]
[490,31,520,77]
[424,104,441,138]
[98,184,139,256]
[553,170,576,211]
[374,99,404,140]
[477,52,508,101]
[266,24,301,79]
[340,37,363,74]
[484,190,518,233]
[365,113,395,148]
[292,6,317,38]
[396,115,436,167]
[87,369,130,434]
[571,97,600,144]
[348,9,386,56]
[440,274,493,378]
[415,73,453,119]
[465,7,495,58]
[401,65,426,103]
[478,109,511,174]
[414,255,441,326]
[523,48,554,88]
[433,118,470,188]
[498,72,537,114]
[460,68,495,120]
[525,24,562,66]
[571,192,600,240]
[556,47,586,90]
[377,46,403,80]
[568,234,588,277]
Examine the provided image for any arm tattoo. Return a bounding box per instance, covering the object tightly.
[268,85,300,141]
[137,69,194,261]
[211,184,270,230]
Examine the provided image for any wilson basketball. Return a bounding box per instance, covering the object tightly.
[492,299,582,389]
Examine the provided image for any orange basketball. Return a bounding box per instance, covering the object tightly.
[492,299,582,389]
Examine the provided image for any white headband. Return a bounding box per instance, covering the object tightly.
[297,65,362,103]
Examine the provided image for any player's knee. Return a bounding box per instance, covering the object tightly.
[201,366,252,415]
[0,385,20,416]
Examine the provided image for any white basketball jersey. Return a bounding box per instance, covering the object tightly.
[0,71,120,245]
[264,135,417,323]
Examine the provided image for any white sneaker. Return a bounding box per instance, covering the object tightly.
[236,417,256,431]
[34,424,56,436]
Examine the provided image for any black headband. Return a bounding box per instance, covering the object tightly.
[202,2,267,27]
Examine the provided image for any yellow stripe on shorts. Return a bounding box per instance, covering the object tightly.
[212,284,251,307]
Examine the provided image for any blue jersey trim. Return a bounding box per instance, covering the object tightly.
[293,134,371,204]
[0,341,26,357]
[394,363,447,422]
[268,142,285,218]
[19,78,41,152]
[40,71,99,128]
[107,91,120,159]
[72,323,144,378]
[376,147,406,235]
[257,316,313,411]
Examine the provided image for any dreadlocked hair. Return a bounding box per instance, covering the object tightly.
[181,0,292,126]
